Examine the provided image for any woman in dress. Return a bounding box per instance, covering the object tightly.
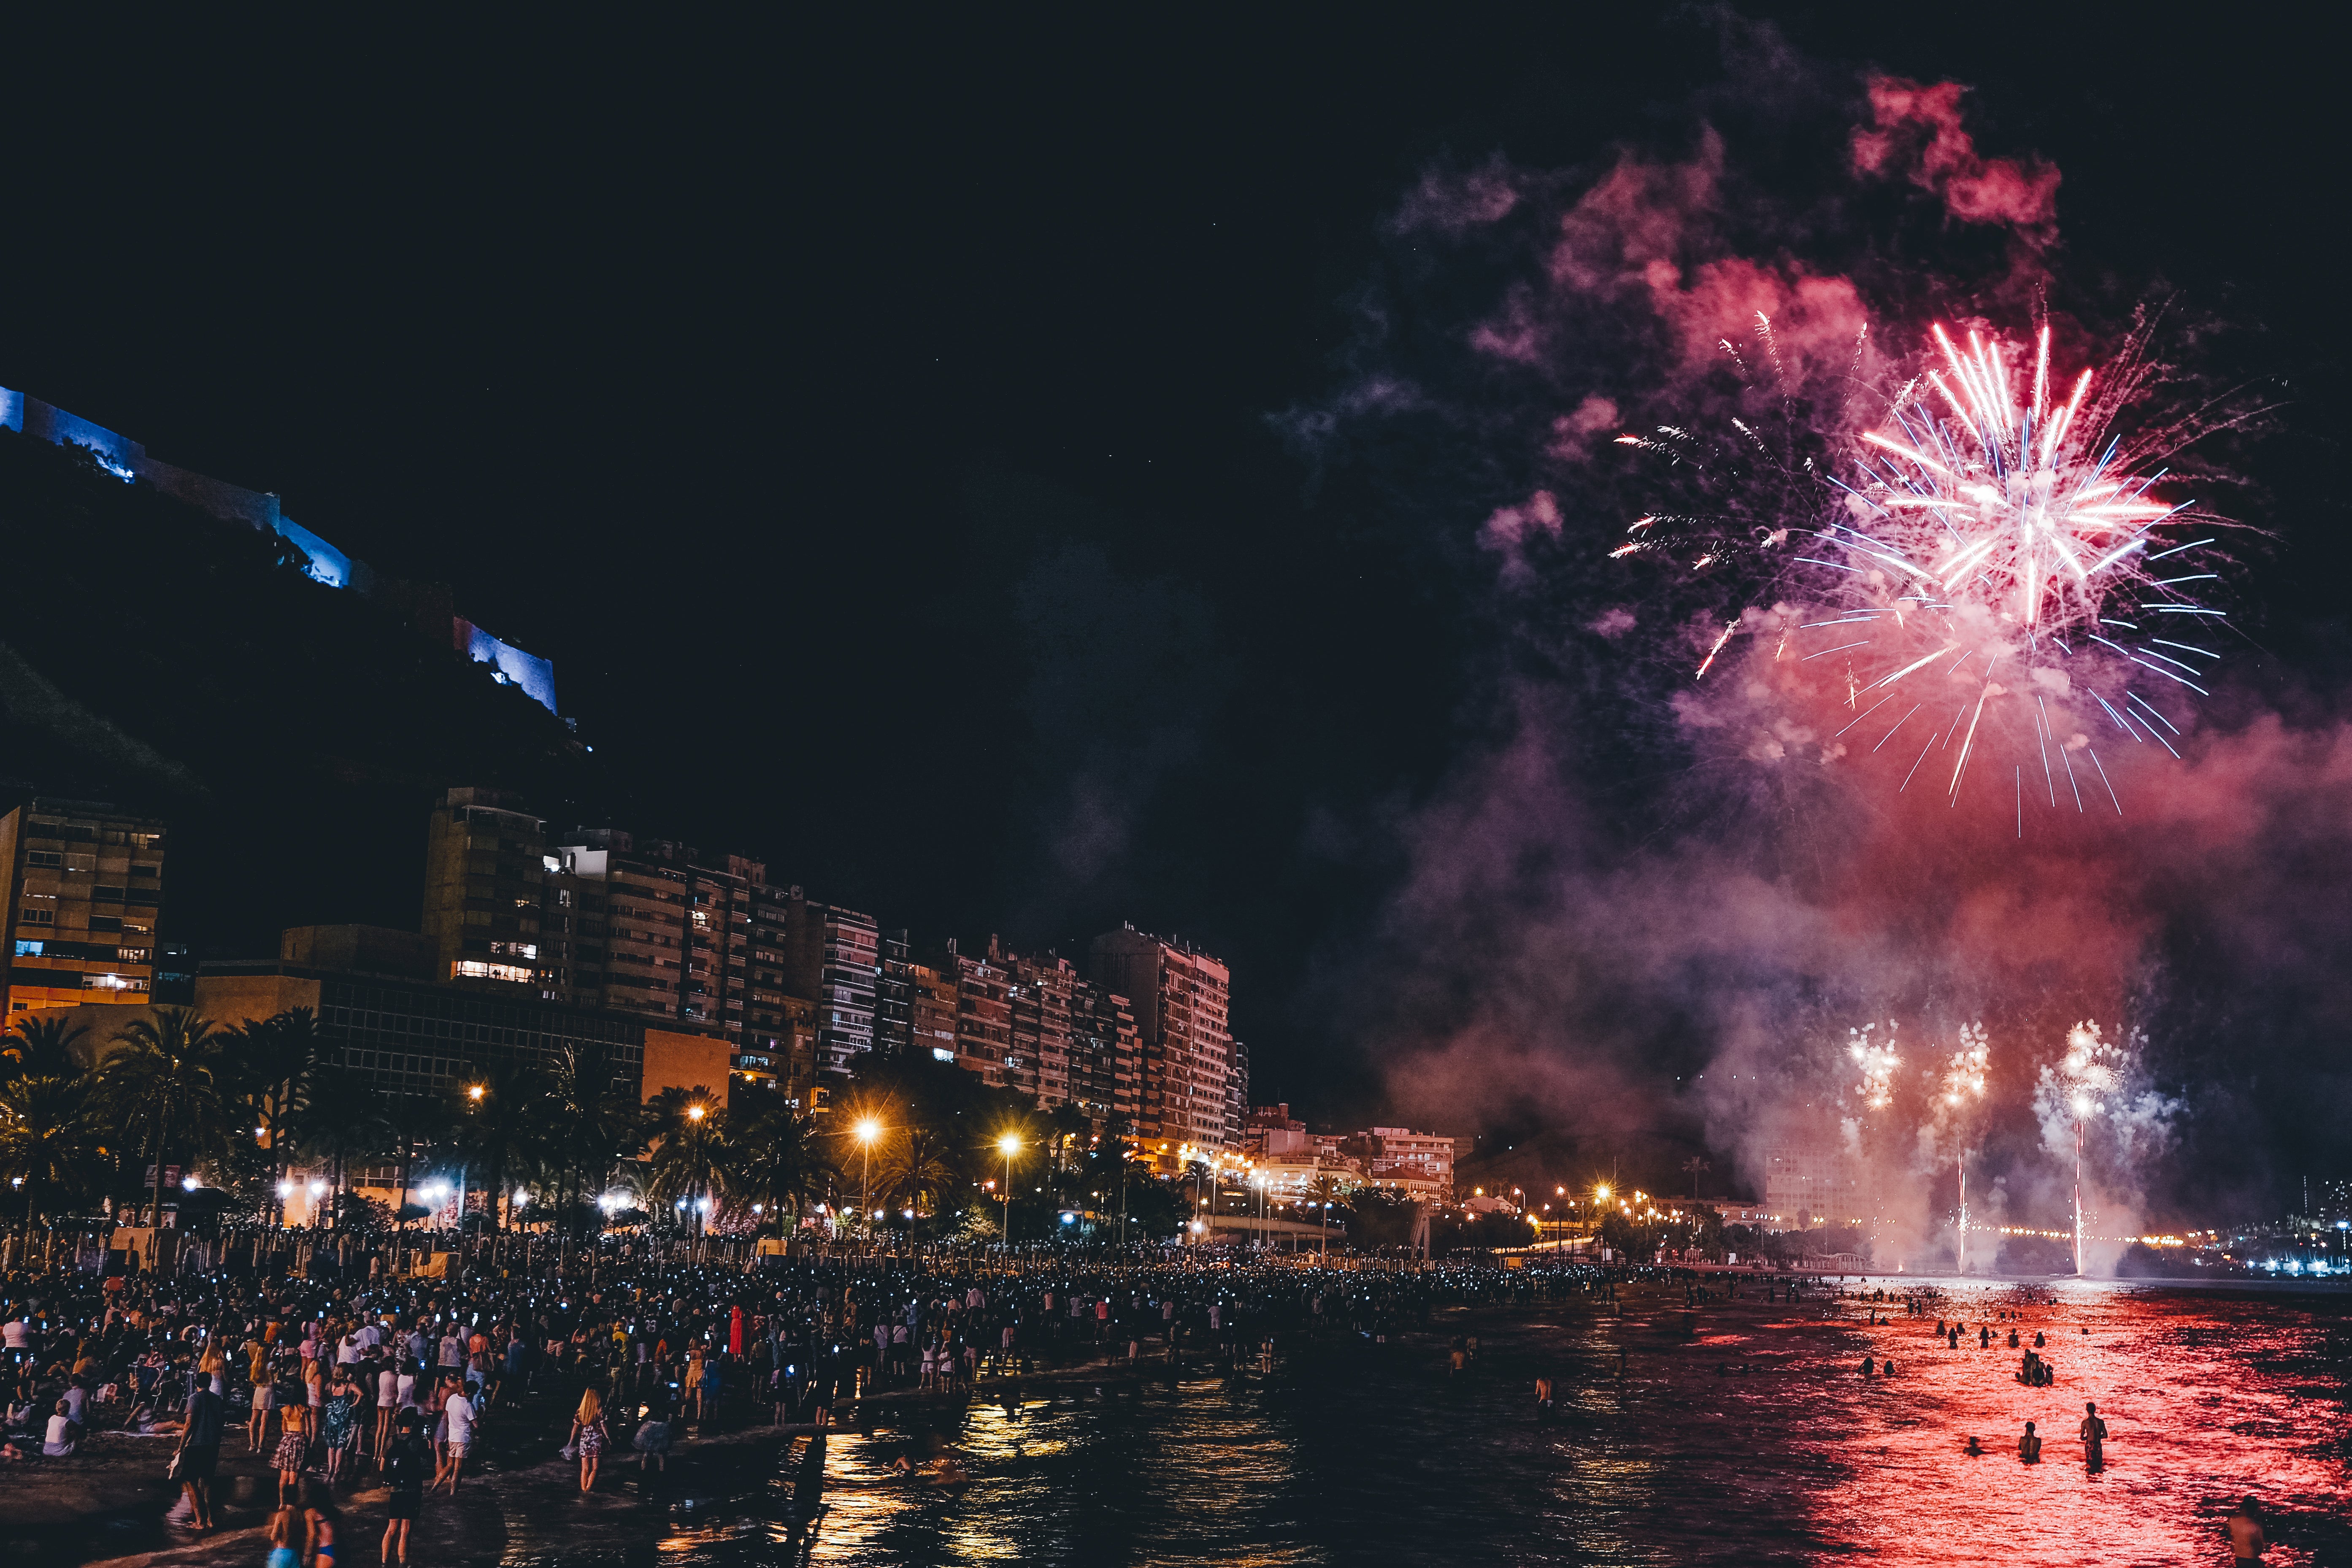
[320,1370,359,1481]
[568,1388,609,1494]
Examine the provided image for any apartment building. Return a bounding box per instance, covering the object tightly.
[421,788,551,988]
[1009,948,1076,1106]
[874,927,914,1057]
[759,884,878,1076]
[1067,980,1140,1129]
[906,957,959,1064]
[1089,924,1233,1154]
[936,939,1012,1088]
[1,797,168,1017]
[543,829,762,1047]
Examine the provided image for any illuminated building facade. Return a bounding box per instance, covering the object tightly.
[1,797,167,1017]
[0,385,557,713]
[1089,924,1233,1152]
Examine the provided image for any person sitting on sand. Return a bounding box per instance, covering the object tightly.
[42,1397,80,1456]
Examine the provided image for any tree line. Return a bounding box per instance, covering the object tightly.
[0,1008,1190,1242]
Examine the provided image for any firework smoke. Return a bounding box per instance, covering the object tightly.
[1293,24,2345,1256]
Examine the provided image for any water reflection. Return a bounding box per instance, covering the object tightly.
[635,1280,2347,1567]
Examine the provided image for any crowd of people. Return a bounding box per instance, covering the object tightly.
[0,1236,1631,1549]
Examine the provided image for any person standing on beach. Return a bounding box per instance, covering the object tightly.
[381,1411,429,1567]
[434,1380,476,1494]
[171,1373,224,1531]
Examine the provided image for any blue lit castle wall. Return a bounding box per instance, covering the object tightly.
[0,384,555,714]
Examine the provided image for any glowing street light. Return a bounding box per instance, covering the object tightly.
[854,1117,882,1246]
[998,1133,1022,1243]
[468,1084,485,1101]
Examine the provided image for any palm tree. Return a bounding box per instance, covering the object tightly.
[730,1092,826,1240]
[225,1009,321,1222]
[549,1039,643,1238]
[1308,1171,1344,1258]
[449,1062,554,1234]
[1044,1103,1089,1197]
[102,1008,227,1232]
[292,1071,392,1226]
[3,1013,89,1081]
[642,1087,728,1235]
[0,1071,97,1226]
[886,1122,958,1222]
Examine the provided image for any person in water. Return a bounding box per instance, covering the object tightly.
[2080,1402,2107,1470]
[2226,1495,2268,1562]
[2017,1421,2042,1463]
[1964,1436,1983,1457]
[1533,1376,1554,1419]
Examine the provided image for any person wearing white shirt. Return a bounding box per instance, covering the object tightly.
[435,1387,477,1493]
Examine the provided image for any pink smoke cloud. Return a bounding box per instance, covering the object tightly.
[1851,77,2060,238]
[1646,258,1871,372]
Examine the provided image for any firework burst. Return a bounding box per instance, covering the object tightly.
[1848,1022,1900,1110]
[1614,310,2253,817]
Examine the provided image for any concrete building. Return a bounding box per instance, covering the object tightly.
[548,831,762,1049]
[1089,924,1233,1155]
[1243,1104,1309,1159]
[421,788,552,989]
[196,928,677,1103]
[0,385,558,713]
[906,958,959,1065]
[937,940,1013,1089]
[874,928,914,1058]
[1761,1142,1873,1230]
[760,885,878,1076]
[1065,973,1140,1130]
[1226,1038,1250,1149]
[2,798,169,1019]
[1344,1127,1460,1194]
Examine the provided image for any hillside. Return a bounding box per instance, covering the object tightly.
[0,429,600,957]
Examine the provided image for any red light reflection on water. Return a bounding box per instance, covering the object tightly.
[1782,1279,2348,1565]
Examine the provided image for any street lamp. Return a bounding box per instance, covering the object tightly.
[855,1118,881,1248]
[998,1133,1022,1243]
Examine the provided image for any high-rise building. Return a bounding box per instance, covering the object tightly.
[760,885,878,1076]
[874,927,914,1057]
[1089,924,1233,1154]
[1066,978,1141,1129]
[1008,948,1076,1108]
[422,788,552,989]
[1226,1037,1250,1148]
[906,957,959,1065]
[1,797,168,1018]
[546,830,762,1056]
[937,939,1012,1088]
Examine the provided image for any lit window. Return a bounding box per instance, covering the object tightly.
[452,960,535,984]
[14,940,43,957]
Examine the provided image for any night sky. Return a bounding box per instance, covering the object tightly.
[4,11,2347,1190]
